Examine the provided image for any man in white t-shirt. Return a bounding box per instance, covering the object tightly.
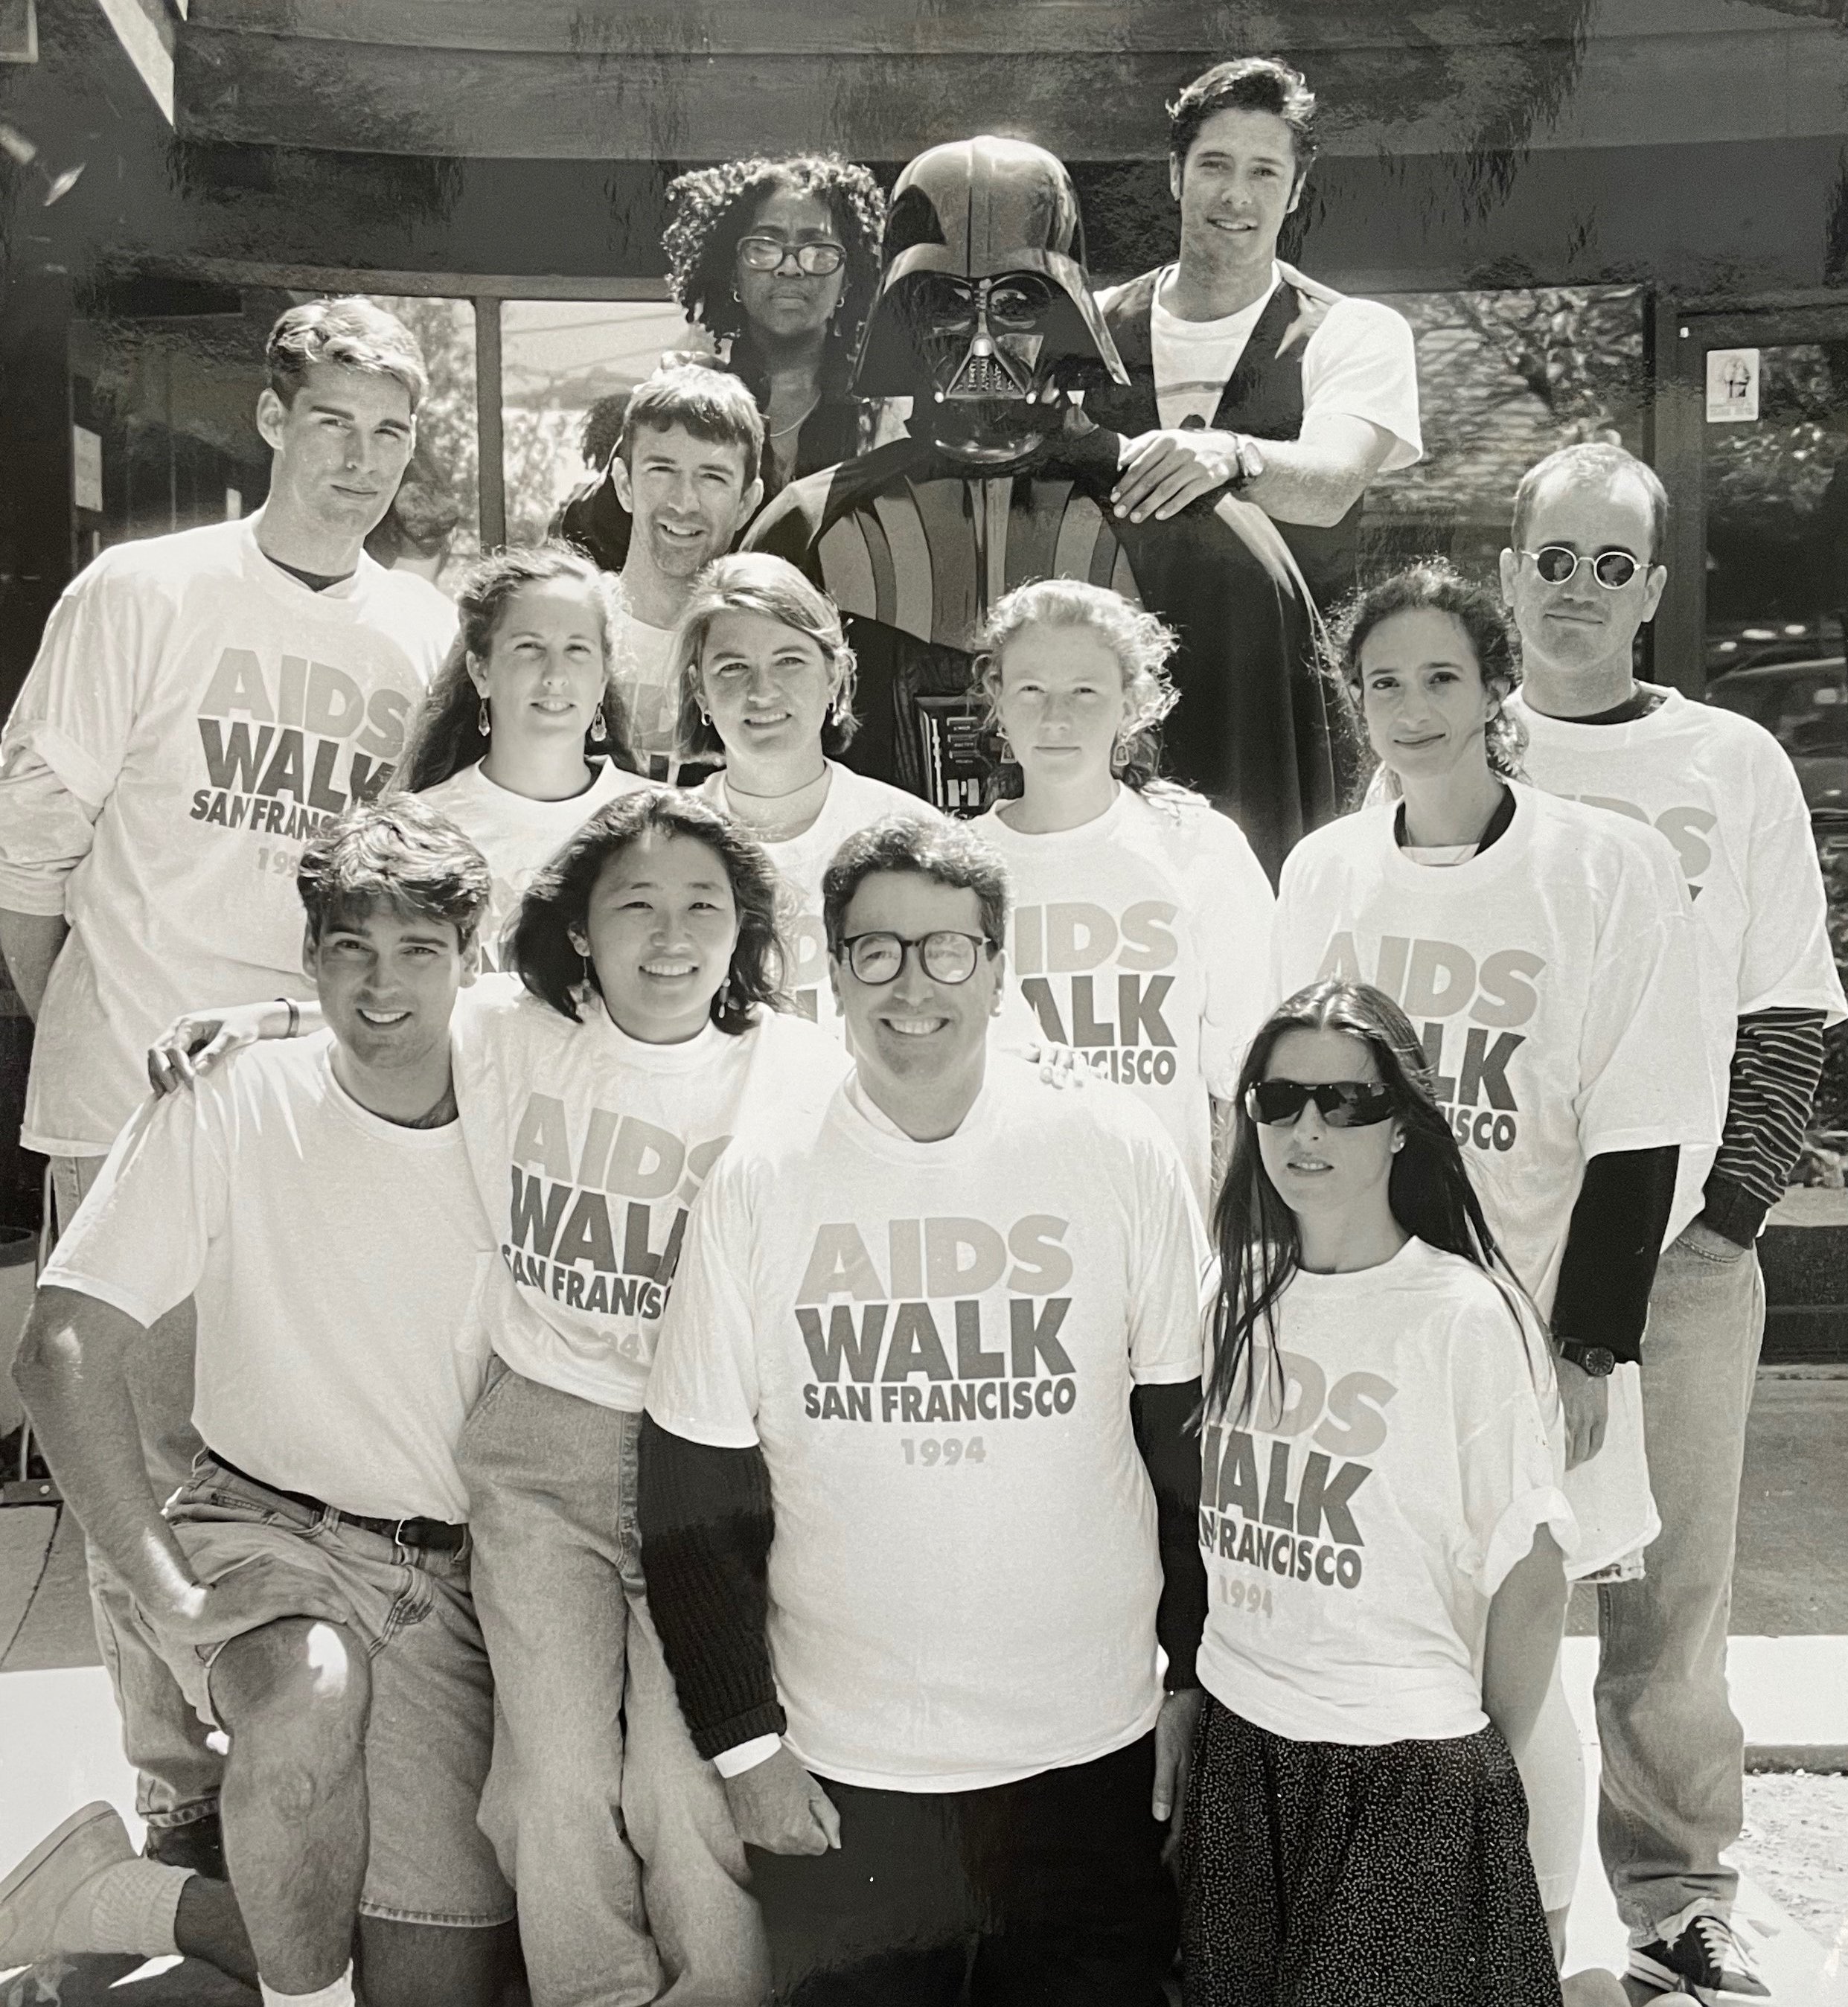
[607,365,764,780]
[639,816,1209,2004]
[1090,56,1421,614]
[1501,442,1846,2005]
[3,800,513,2007]
[0,297,454,1879]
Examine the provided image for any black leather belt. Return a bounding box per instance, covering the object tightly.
[202,1448,469,1555]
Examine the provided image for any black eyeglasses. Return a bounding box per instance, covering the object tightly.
[839,930,990,986]
[738,236,846,276]
[1245,1080,1399,1129]
[1521,545,1646,589]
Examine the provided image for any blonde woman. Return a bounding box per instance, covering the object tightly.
[972,578,1274,1208]
[677,551,939,1028]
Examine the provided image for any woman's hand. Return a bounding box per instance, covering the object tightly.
[1153,1686,1205,1861]
[147,999,304,1095]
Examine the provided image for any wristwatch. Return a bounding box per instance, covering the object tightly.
[1225,434,1265,493]
[1556,1339,1617,1378]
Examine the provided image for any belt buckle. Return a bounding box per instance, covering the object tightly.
[389,1517,420,1557]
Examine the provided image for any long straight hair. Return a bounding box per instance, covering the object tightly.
[394,545,639,794]
[1205,979,1538,1425]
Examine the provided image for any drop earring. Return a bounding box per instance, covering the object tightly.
[588,708,609,746]
[478,697,491,738]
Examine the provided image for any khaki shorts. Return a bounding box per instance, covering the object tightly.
[147,1458,514,1928]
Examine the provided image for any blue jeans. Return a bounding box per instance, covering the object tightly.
[455,1363,767,2007]
[1593,1226,1765,1931]
[51,1155,223,1843]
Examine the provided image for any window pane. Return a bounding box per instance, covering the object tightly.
[1360,285,1648,577]
[499,299,709,549]
[68,287,479,595]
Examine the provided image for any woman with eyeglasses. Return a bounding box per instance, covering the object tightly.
[1183,977,1572,2007]
[1270,560,1716,1973]
[971,577,1275,1209]
[662,155,891,500]
[677,553,941,1033]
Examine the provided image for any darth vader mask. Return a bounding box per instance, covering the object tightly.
[854,136,1129,466]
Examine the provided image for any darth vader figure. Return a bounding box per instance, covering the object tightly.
[747,134,1340,877]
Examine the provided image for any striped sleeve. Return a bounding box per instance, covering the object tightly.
[1702,1008,1829,1244]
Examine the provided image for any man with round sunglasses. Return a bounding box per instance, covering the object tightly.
[1502,441,1845,2006]
[639,815,1211,2005]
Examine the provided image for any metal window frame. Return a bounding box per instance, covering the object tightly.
[96,257,677,548]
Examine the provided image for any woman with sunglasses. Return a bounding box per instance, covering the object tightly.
[971,577,1274,1209]
[1184,977,1572,2007]
[662,155,890,501]
[1271,560,1716,1973]
[144,790,848,2006]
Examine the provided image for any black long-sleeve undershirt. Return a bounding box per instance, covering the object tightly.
[638,1383,1209,1761]
[1548,1145,1679,1365]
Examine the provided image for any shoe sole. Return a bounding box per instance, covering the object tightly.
[0,1800,124,1913]
[1628,1952,1701,2000]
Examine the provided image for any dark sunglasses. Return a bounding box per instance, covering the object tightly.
[1521,545,1644,589]
[1245,1080,1399,1129]
[738,236,846,276]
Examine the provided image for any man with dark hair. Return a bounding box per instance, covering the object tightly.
[606,363,765,778]
[640,814,1210,2003]
[2,798,515,2007]
[1089,57,1421,615]
[0,293,453,1881]
[1503,441,1844,2005]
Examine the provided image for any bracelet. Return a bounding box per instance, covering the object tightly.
[276,996,300,1037]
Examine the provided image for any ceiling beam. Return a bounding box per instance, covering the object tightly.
[90,0,176,121]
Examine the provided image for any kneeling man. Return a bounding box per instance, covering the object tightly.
[641,816,1209,2005]
[5,798,513,2007]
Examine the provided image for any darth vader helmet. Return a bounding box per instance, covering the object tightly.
[854,137,1128,461]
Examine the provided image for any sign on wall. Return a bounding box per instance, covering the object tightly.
[1706,348,1761,423]
[71,425,102,512]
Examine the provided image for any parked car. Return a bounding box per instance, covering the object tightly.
[1706,655,1848,814]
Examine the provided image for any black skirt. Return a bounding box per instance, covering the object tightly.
[1180,1695,1561,2007]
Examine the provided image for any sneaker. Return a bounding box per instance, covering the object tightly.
[1628,1908,1771,2003]
[0,1802,134,1966]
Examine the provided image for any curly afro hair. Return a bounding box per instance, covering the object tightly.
[662,156,886,397]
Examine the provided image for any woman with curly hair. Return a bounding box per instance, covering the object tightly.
[394,544,651,966]
[662,153,889,498]
[971,577,1276,1208]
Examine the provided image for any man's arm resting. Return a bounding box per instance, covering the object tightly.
[1131,1379,1206,1690]
[1110,414,1396,527]
[1701,1008,1828,1246]
[0,909,68,1020]
[637,1414,840,1853]
[13,1285,203,1613]
[636,1413,784,1757]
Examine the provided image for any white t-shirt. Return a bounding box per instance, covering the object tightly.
[416,758,652,970]
[451,979,847,1412]
[978,786,1274,1207]
[1198,1238,1574,1745]
[1136,261,1422,469]
[1511,689,1847,1238]
[1273,786,1717,1314]
[0,513,454,1156]
[612,597,681,779]
[647,1058,1209,1792]
[40,1036,496,1523]
[697,763,940,1033]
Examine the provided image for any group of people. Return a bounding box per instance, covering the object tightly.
[0,48,1840,2007]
